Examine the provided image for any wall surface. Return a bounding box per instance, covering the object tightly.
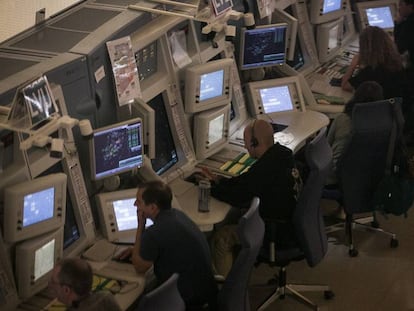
[0,0,82,43]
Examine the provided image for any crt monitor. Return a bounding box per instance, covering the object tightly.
[90,118,144,180]
[147,93,179,176]
[316,17,344,63]
[310,0,347,24]
[184,58,233,113]
[193,104,230,160]
[356,0,398,32]
[239,23,288,70]
[96,188,154,244]
[2,173,67,243]
[15,228,63,299]
[272,8,298,61]
[246,76,305,117]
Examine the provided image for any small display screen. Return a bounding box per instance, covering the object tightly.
[208,114,225,145]
[323,0,342,14]
[366,6,394,29]
[199,69,224,102]
[93,120,143,179]
[34,239,55,281]
[259,85,294,113]
[113,198,153,231]
[23,187,54,227]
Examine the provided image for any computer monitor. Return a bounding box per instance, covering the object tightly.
[246,76,305,117]
[38,159,96,258]
[96,188,154,244]
[89,118,144,180]
[356,0,398,32]
[193,105,230,160]
[310,0,347,24]
[147,93,179,176]
[316,17,344,63]
[239,23,288,70]
[15,228,63,299]
[2,173,67,243]
[184,58,233,113]
[272,8,298,61]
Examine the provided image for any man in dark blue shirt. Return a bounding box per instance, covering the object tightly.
[119,181,217,310]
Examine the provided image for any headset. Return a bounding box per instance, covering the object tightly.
[250,119,258,148]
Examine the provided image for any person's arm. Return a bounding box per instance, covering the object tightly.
[131,210,153,273]
[341,54,359,92]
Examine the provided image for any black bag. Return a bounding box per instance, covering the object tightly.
[373,172,414,217]
[373,149,414,217]
[373,99,414,217]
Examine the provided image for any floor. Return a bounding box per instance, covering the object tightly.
[248,200,414,311]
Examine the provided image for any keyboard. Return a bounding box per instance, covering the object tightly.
[82,239,118,262]
[94,261,142,283]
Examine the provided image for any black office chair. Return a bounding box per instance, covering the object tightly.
[217,197,265,311]
[324,98,403,257]
[257,127,334,310]
[136,273,185,311]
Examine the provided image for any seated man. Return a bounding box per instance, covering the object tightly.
[207,119,302,277]
[118,180,217,310]
[49,257,122,311]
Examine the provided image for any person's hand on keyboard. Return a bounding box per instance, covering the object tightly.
[113,247,133,262]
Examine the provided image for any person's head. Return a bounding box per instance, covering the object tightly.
[399,0,414,19]
[243,119,274,159]
[344,81,384,116]
[49,258,93,306]
[359,26,403,72]
[135,180,172,219]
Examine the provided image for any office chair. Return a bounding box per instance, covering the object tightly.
[136,273,185,311]
[257,127,334,310]
[217,197,265,311]
[324,98,403,257]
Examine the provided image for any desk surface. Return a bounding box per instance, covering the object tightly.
[229,110,329,153]
[169,178,232,232]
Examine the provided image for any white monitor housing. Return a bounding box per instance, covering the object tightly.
[184,58,233,113]
[15,228,63,299]
[316,17,344,63]
[3,173,67,243]
[310,0,347,24]
[193,105,230,160]
[96,188,154,244]
[356,0,398,33]
[246,76,305,117]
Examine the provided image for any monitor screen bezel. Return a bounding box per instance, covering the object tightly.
[246,76,305,117]
[193,104,230,160]
[89,117,144,181]
[356,0,398,32]
[3,173,67,243]
[184,58,233,113]
[239,23,289,71]
[310,0,347,24]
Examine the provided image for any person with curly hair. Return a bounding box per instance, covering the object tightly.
[341,26,404,99]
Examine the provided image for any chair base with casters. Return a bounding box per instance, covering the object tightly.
[257,265,333,311]
[325,212,399,257]
[256,245,334,311]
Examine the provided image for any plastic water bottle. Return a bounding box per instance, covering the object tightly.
[198,179,211,213]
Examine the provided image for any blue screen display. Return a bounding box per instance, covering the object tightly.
[23,187,54,227]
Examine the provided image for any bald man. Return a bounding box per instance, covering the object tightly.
[209,119,302,276]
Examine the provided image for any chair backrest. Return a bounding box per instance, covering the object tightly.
[217,197,265,311]
[293,127,332,267]
[338,98,403,214]
[136,273,185,311]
